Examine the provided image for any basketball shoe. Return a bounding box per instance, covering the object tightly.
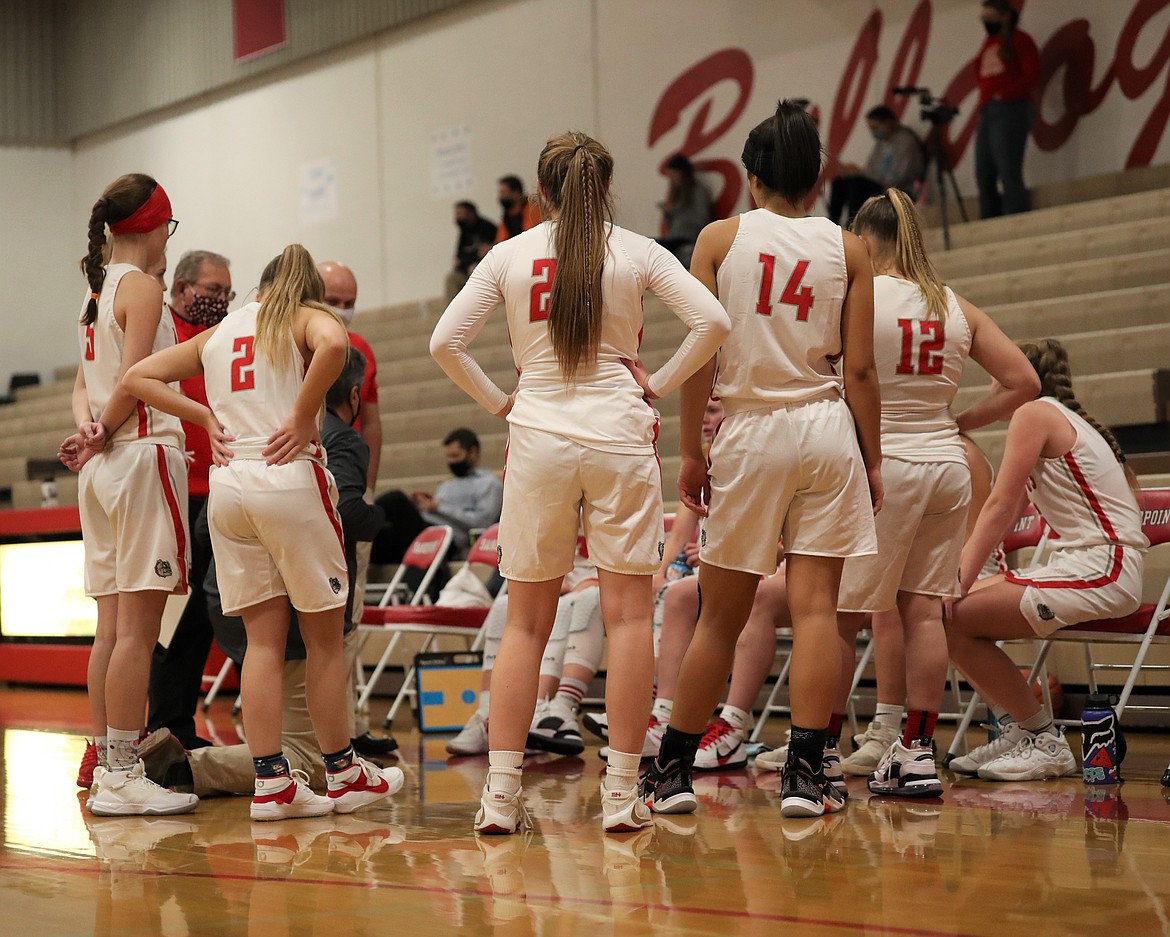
[475,782,533,835]
[977,730,1077,781]
[328,758,405,813]
[821,744,849,799]
[77,740,99,789]
[948,720,1027,776]
[251,769,334,821]
[601,781,654,832]
[527,698,585,756]
[582,711,609,741]
[868,739,943,798]
[447,710,489,756]
[693,718,747,771]
[640,757,697,814]
[780,757,845,818]
[599,716,666,761]
[90,762,198,817]
[841,720,900,776]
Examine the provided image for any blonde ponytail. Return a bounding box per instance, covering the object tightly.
[255,244,338,364]
[537,132,615,380]
[852,188,948,323]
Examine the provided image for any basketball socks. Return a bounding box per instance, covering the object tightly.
[554,677,589,713]
[323,744,358,779]
[826,712,845,746]
[874,703,904,732]
[903,710,938,747]
[107,727,139,771]
[95,735,110,770]
[476,690,491,718]
[1019,709,1056,736]
[604,749,641,791]
[651,698,674,723]
[719,705,749,732]
[654,726,702,771]
[486,750,524,795]
[253,752,291,779]
[786,725,826,773]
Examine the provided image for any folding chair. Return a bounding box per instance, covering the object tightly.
[359,525,499,727]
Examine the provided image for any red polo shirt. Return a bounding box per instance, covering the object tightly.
[170,306,212,499]
[348,330,378,433]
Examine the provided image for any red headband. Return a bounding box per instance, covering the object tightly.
[108,184,172,235]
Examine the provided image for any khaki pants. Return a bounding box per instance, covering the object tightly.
[346,540,373,737]
[188,659,325,795]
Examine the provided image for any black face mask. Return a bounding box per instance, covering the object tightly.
[983,19,1003,36]
[448,459,473,478]
[500,197,516,212]
[458,218,476,230]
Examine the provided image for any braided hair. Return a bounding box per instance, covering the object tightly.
[80,173,160,325]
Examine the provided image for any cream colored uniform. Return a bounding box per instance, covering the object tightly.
[1006,398,1147,636]
[839,278,972,611]
[431,221,729,582]
[78,263,189,596]
[701,210,876,576]
[202,302,347,616]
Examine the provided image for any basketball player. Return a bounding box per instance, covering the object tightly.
[431,131,730,834]
[643,100,882,820]
[831,189,1039,797]
[123,245,404,820]
[57,173,197,816]
[944,338,1147,781]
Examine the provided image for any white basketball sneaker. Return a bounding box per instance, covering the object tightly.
[868,739,943,798]
[948,721,1027,776]
[822,744,850,799]
[977,730,1077,781]
[475,782,533,835]
[447,710,490,756]
[841,720,900,776]
[601,782,654,833]
[328,758,405,814]
[90,762,198,817]
[251,769,333,821]
[693,718,748,771]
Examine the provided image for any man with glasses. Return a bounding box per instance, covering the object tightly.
[146,249,234,750]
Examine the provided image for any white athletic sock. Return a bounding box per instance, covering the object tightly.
[1019,709,1054,735]
[651,698,674,723]
[106,726,139,772]
[604,749,641,791]
[874,704,904,732]
[990,705,1016,726]
[95,735,109,770]
[476,690,491,717]
[719,705,750,732]
[486,750,524,796]
[554,677,588,713]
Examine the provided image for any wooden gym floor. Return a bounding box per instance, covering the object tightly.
[3,686,1169,936]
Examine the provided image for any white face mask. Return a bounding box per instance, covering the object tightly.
[332,305,355,327]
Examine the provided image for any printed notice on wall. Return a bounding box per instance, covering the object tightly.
[299,157,338,224]
[430,126,474,198]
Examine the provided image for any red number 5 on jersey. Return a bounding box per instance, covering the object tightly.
[756,254,815,321]
[231,336,256,391]
[529,259,557,322]
[895,319,945,375]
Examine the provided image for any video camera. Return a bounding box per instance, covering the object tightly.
[893,86,959,126]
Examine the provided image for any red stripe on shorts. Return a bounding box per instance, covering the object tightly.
[154,445,188,592]
[311,462,346,556]
[137,401,148,438]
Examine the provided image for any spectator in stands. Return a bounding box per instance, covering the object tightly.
[974,0,1039,218]
[495,175,541,243]
[447,201,497,301]
[657,154,714,267]
[147,249,233,750]
[372,427,503,564]
[137,355,397,792]
[828,106,924,225]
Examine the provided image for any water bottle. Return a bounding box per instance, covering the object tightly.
[1081,693,1125,784]
[40,476,58,508]
[663,550,692,582]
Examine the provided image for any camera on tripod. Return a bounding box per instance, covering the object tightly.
[893,86,959,126]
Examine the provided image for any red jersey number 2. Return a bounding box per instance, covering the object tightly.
[83,326,95,361]
[529,259,557,322]
[231,336,256,391]
[756,255,814,321]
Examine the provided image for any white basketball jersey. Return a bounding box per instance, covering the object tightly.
[713,210,848,412]
[872,276,971,464]
[79,263,183,447]
[1028,398,1147,551]
[202,301,323,461]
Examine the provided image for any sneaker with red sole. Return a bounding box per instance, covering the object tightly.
[693,718,748,772]
[77,740,99,789]
[251,769,334,821]
[327,757,405,814]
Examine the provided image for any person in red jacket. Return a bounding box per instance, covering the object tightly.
[974,0,1040,218]
[147,249,233,749]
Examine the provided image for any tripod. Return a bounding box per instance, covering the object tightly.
[922,122,969,250]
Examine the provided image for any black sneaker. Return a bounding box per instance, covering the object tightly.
[352,733,399,758]
[582,711,609,742]
[640,758,697,815]
[780,757,842,819]
[526,699,585,756]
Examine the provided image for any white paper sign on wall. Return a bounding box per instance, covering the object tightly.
[300,157,338,224]
[430,125,474,198]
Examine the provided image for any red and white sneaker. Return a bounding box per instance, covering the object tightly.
[251,769,333,821]
[693,718,748,772]
[599,716,665,761]
[77,740,99,789]
[327,757,405,814]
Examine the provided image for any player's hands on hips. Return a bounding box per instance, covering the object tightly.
[264,412,319,465]
[58,433,97,473]
[866,463,884,514]
[619,358,658,401]
[678,454,711,517]
[203,411,235,466]
[79,421,106,451]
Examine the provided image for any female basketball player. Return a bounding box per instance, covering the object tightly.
[430,131,730,834]
[643,99,882,820]
[123,245,403,820]
[833,189,1039,797]
[943,338,1146,781]
[57,173,197,816]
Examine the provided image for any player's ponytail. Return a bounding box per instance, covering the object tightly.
[853,189,948,324]
[255,243,339,364]
[741,100,821,207]
[80,173,159,325]
[537,131,614,380]
[1019,338,1140,492]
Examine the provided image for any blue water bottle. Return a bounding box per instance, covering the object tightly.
[664,550,693,582]
[1081,694,1124,784]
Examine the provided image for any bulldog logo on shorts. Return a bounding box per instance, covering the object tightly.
[700,528,707,547]
[154,560,172,579]
[1037,603,1056,622]
[497,545,503,564]
[658,541,665,561]
[329,577,342,594]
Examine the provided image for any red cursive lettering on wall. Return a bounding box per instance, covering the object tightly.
[825,10,882,178]
[884,0,933,120]
[1114,0,1170,166]
[647,47,754,219]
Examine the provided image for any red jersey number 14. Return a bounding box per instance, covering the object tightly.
[756,255,815,321]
